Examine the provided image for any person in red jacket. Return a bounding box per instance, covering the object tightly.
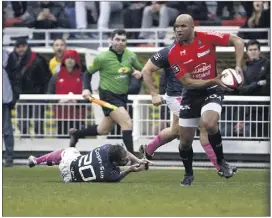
[47,49,91,137]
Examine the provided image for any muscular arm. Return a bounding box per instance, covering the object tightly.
[127,151,142,164]
[142,59,161,96]
[228,34,245,68]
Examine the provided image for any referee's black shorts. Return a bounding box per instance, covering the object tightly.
[98,88,128,116]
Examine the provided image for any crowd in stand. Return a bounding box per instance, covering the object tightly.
[3,1,270,42]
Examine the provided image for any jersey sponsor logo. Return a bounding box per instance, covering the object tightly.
[197,49,210,58]
[153,52,162,61]
[118,67,130,74]
[205,94,222,101]
[116,75,128,79]
[207,31,224,38]
[171,64,181,75]
[183,59,193,64]
[94,148,105,179]
[180,105,190,110]
[198,40,203,47]
[180,50,186,56]
[192,63,212,79]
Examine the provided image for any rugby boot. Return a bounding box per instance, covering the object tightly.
[180,174,194,186]
[138,144,153,170]
[217,159,234,179]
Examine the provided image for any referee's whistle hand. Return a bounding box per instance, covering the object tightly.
[132,70,142,79]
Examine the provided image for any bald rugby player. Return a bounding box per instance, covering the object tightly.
[167,14,244,185]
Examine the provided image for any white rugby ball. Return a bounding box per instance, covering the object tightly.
[221,68,242,89]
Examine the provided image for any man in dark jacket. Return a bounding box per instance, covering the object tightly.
[6,38,51,137]
[238,39,270,137]
[239,40,270,96]
[3,50,16,167]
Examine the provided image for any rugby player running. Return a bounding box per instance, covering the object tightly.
[28,144,151,183]
[167,14,244,186]
[69,29,143,154]
[140,41,223,174]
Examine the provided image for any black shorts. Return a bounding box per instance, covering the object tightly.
[99,88,128,116]
[179,87,224,127]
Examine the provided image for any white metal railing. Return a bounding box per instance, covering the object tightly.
[3,27,270,47]
[14,94,270,140]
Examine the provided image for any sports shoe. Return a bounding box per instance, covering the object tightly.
[69,128,79,147]
[28,155,37,168]
[180,174,194,186]
[232,165,238,174]
[217,160,234,179]
[138,144,153,170]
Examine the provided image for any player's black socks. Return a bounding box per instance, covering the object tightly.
[122,130,134,153]
[74,125,98,138]
[179,147,194,175]
[208,130,224,164]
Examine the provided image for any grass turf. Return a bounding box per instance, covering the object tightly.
[3,167,270,216]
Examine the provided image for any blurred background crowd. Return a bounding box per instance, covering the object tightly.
[3,1,270,43]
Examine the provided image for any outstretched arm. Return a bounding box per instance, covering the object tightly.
[228,34,245,83]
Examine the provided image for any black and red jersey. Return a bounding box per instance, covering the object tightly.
[168,31,230,81]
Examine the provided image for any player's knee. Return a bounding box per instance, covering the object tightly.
[202,120,218,134]
[179,140,192,150]
[171,125,179,136]
[119,119,132,130]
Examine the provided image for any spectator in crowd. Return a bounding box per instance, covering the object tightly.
[49,38,67,75]
[238,1,270,40]
[233,40,269,137]
[138,2,179,42]
[64,2,76,29]
[239,40,270,96]
[3,1,33,27]
[221,40,269,137]
[33,2,70,29]
[97,2,123,31]
[185,2,208,21]
[3,50,17,167]
[123,2,147,43]
[6,38,51,137]
[74,1,98,38]
[216,1,235,20]
[47,50,91,137]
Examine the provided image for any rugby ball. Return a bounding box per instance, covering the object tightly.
[221,68,242,89]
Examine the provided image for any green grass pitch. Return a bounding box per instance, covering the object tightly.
[3,167,270,216]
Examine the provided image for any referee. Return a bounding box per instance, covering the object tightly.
[69,29,143,154]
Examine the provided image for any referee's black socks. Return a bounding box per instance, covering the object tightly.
[179,147,194,175]
[74,125,98,138]
[208,130,224,164]
[122,130,134,154]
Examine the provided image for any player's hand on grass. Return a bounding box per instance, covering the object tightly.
[132,70,142,79]
[151,94,164,106]
[129,164,145,172]
[82,89,92,100]
[138,159,153,166]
